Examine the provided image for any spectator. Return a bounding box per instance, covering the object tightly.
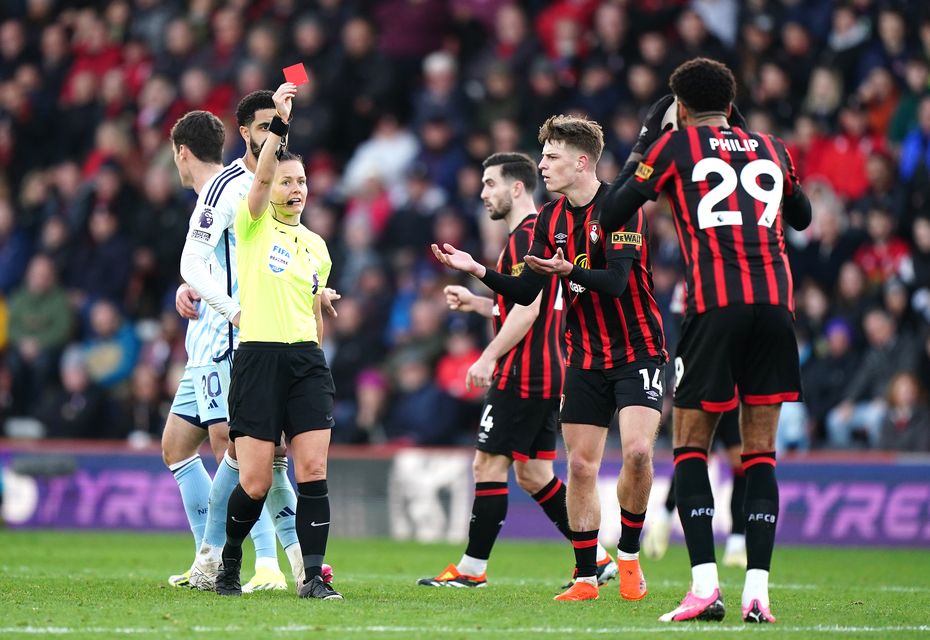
[0,197,31,295]
[384,351,460,445]
[878,373,930,452]
[7,254,72,414]
[853,206,911,289]
[889,56,930,146]
[341,112,419,197]
[122,363,166,448]
[803,318,860,443]
[826,308,919,448]
[35,347,109,439]
[81,299,140,389]
[899,96,930,218]
[68,207,133,307]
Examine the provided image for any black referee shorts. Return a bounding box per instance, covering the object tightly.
[674,304,802,411]
[229,341,335,443]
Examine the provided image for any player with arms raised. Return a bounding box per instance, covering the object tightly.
[601,58,812,623]
[434,116,667,603]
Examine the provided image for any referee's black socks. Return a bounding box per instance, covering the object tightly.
[224,483,266,562]
[297,480,330,582]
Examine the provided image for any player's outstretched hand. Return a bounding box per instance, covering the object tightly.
[273,82,297,123]
[176,283,200,320]
[465,355,495,391]
[431,243,482,276]
[525,248,572,276]
[631,94,676,156]
[320,287,341,317]
[444,285,476,312]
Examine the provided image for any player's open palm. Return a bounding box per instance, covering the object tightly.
[273,82,297,122]
[525,248,571,276]
[444,285,475,312]
[432,243,479,275]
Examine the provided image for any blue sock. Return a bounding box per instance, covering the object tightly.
[251,502,277,560]
[169,454,211,552]
[264,456,299,549]
[203,452,240,549]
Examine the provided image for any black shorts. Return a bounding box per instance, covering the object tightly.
[561,359,666,427]
[476,386,559,461]
[228,342,335,443]
[714,408,741,449]
[674,304,802,411]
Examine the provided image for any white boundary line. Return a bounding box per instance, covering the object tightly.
[1,625,929,635]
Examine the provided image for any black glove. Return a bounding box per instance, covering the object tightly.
[631,94,676,156]
[728,102,748,129]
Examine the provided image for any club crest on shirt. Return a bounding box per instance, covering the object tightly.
[198,208,213,229]
[588,221,601,244]
[268,244,291,273]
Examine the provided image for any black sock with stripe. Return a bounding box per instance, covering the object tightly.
[618,508,646,554]
[464,482,508,561]
[572,529,599,578]
[532,476,571,540]
[224,483,265,564]
[742,451,778,571]
[673,447,716,567]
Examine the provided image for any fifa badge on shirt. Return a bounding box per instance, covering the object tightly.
[588,221,601,244]
[268,244,291,273]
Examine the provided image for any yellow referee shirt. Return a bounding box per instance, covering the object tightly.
[234,198,331,344]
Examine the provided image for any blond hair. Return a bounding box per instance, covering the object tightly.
[537,115,604,163]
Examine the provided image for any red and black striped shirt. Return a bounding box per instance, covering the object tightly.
[631,126,799,315]
[492,214,565,399]
[533,184,667,370]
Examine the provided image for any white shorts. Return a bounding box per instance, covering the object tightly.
[169,356,232,428]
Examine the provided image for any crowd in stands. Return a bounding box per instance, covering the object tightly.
[1,0,929,452]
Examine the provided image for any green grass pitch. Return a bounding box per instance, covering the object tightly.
[1,530,928,639]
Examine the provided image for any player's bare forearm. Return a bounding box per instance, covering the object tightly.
[482,291,541,361]
[471,295,495,318]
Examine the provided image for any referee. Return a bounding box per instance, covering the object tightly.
[214,82,342,600]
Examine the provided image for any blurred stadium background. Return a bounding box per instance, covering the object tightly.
[0,0,928,554]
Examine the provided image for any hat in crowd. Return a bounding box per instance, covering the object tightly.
[824,317,853,340]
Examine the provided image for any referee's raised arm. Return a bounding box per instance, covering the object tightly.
[247,82,297,219]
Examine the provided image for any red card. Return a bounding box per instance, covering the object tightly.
[282,63,309,85]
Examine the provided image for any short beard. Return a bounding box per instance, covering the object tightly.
[488,198,512,220]
[249,138,262,159]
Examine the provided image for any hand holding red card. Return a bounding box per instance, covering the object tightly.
[283,63,309,86]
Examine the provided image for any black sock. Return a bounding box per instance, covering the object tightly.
[664,475,677,513]
[464,482,508,561]
[225,483,266,562]
[572,529,599,578]
[618,508,646,554]
[532,477,571,540]
[730,466,747,535]
[742,451,778,571]
[297,480,330,582]
[673,447,716,567]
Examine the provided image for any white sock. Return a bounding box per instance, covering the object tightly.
[285,543,304,585]
[617,550,639,561]
[457,554,487,577]
[197,543,221,565]
[575,575,597,587]
[742,568,769,608]
[726,533,746,552]
[255,556,278,571]
[224,451,239,470]
[691,562,719,598]
[595,543,608,562]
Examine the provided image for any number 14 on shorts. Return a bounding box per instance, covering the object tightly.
[639,368,663,395]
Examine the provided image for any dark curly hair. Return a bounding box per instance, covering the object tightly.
[236,90,275,128]
[669,58,736,114]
